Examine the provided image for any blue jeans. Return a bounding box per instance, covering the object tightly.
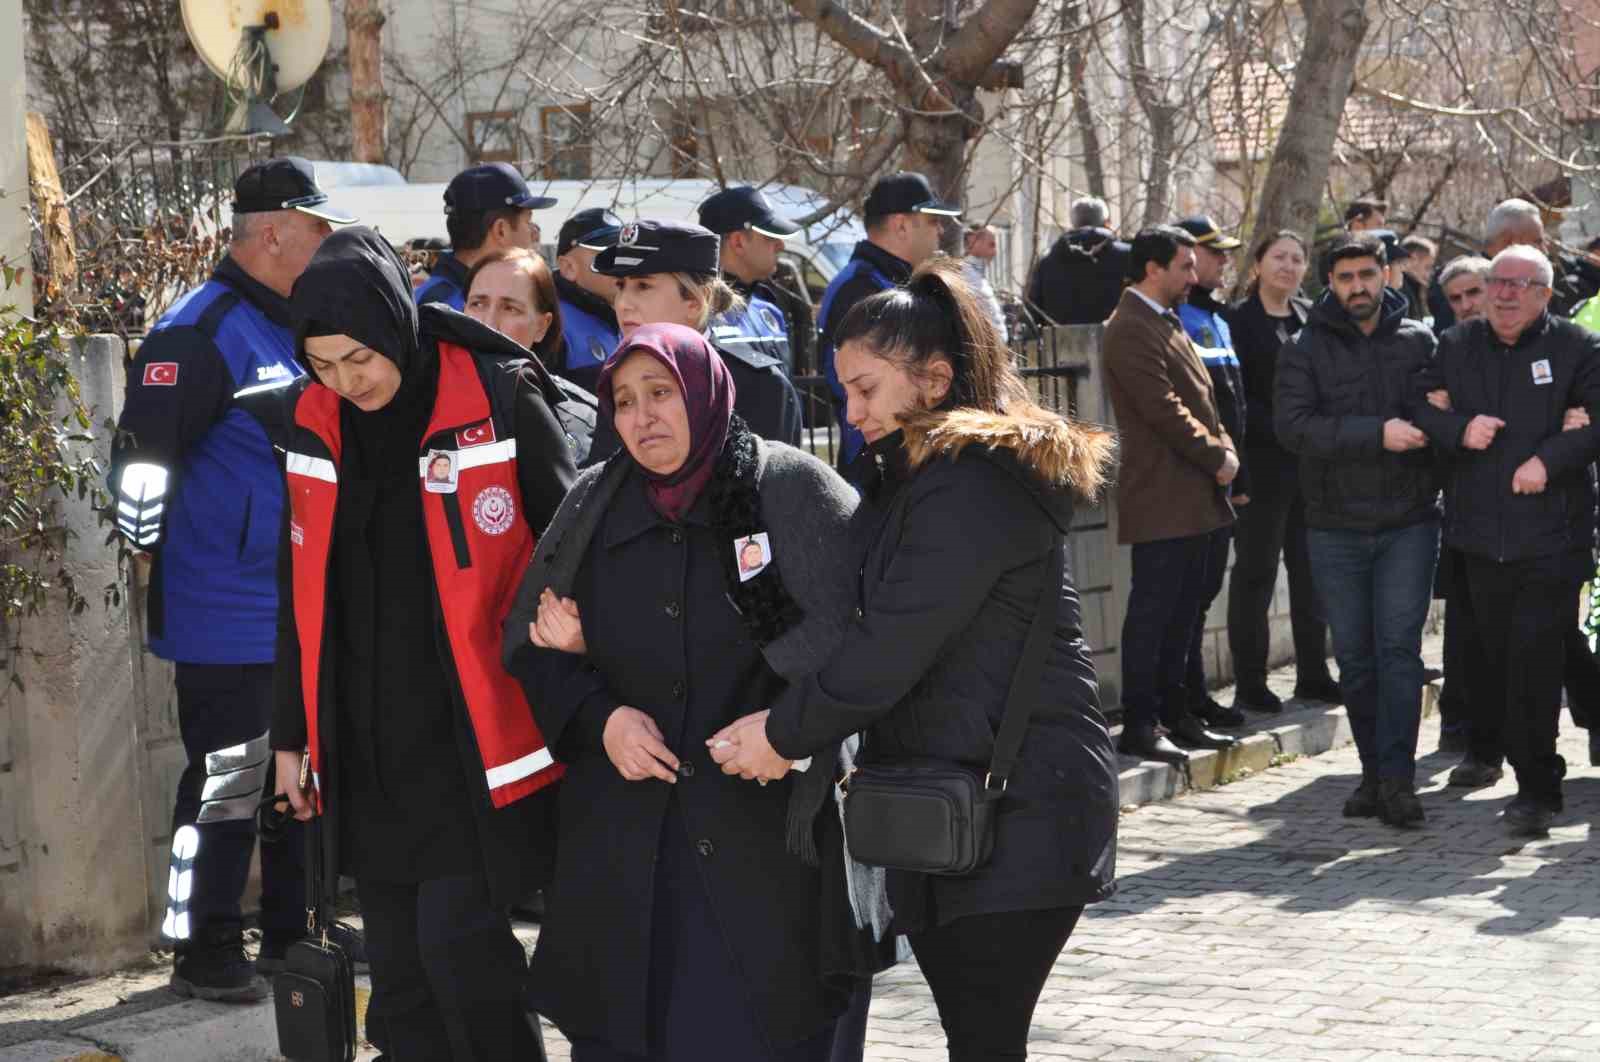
[1308,519,1439,783]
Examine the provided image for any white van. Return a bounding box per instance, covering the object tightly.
[315,176,865,305]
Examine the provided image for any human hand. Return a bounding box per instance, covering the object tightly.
[1232,494,1250,506]
[1382,418,1428,452]
[603,707,679,783]
[1216,450,1240,486]
[1426,389,1453,411]
[1512,456,1548,494]
[530,589,586,654]
[707,710,791,783]
[1563,406,1591,432]
[274,750,316,822]
[1461,415,1506,451]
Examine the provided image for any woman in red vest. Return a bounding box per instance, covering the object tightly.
[271,226,577,1061]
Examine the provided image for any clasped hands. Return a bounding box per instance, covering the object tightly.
[707,710,792,784]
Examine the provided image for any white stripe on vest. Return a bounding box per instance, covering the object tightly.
[416,438,518,478]
[286,452,338,483]
[484,746,555,790]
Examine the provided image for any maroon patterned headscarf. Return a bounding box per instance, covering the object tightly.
[597,322,737,521]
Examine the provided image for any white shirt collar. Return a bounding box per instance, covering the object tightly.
[1129,286,1176,318]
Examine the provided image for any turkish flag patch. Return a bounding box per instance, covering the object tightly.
[143,362,180,386]
[456,421,497,448]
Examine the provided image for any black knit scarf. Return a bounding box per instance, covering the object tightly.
[706,415,804,645]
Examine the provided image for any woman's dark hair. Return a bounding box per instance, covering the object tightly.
[464,248,565,361]
[1322,233,1387,281]
[1127,225,1198,284]
[1245,229,1308,296]
[832,257,1113,498]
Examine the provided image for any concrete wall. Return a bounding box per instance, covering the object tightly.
[1,0,33,317]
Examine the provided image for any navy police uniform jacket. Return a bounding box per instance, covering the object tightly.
[415,252,469,311]
[1178,287,1250,498]
[714,276,793,375]
[716,339,804,447]
[817,241,912,468]
[554,274,622,394]
[109,257,303,664]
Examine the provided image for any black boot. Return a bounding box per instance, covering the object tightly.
[171,922,269,1003]
[1234,685,1283,715]
[1377,779,1425,829]
[1502,795,1555,837]
[1342,776,1380,818]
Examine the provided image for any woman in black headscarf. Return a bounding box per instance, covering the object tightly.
[270,226,578,1061]
[501,322,869,1061]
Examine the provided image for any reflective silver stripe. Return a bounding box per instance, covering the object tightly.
[416,439,517,478]
[233,377,298,399]
[162,826,200,940]
[196,793,260,823]
[201,760,270,803]
[205,731,271,775]
[286,452,338,483]
[484,746,554,790]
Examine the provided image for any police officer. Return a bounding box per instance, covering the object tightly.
[109,157,354,1001]
[698,184,800,375]
[415,162,557,309]
[817,171,958,472]
[552,207,624,392]
[595,219,803,444]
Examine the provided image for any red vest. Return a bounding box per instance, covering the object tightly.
[284,342,564,809]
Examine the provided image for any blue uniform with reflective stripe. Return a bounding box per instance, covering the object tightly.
[124,278,304,663]
[1178,295,1248,496]
[415,253,468,311]
[710,293,791,374]
[557,297,622,394]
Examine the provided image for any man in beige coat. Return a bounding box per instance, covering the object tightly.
[1104,225,1240,763]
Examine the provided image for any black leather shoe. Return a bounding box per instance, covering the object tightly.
[1343,777,1380,818]
[1168,715,1239,750]
[1192,696,1246,729]
[1234,685,1283,714]
[1293,676,1344,704]
[1447,756,1503,789]
[1503,796,1554,837]
[1118,727,1189,764]
[1436,726,1469,757]
[1377,779,1425,828]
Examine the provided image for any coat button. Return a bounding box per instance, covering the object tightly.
[672,681,685,699]
[678,762,695,778]
[696,839,714,857]
[670,529,683,545]
[854,606,865,620]
[665,601,682,619]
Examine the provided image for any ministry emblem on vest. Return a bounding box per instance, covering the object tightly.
[473,486,516,535]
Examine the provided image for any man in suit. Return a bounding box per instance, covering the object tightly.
[1103,225,1242,764]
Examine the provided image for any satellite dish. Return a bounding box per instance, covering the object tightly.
[181,0,333,136]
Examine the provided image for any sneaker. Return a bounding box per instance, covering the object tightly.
[1293,676,1344,704]
[1502,796,1554,837]
[1192,696,1246,729]
[1447,757,1504,789]
[170,924,270,1003]
[1377,779,1425,828]
[259,922,370,976]
[1234,685,1283,715]
[1343,777,1380,818]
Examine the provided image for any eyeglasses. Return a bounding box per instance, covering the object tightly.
[1486,275,1548,292]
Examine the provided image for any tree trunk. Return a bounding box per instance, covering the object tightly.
[1121,0,1178,227]
[1246,0,1370,262]
[346,0,387,165]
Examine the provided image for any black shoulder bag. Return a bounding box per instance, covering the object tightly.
[271,782,357,1062]
[842,535,1062,876]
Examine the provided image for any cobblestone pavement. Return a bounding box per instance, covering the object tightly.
[534,709,1600,1062]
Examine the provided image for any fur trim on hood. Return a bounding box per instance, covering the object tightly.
[903,405,1116,501]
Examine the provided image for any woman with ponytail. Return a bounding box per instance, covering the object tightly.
[712,259,1121,1061]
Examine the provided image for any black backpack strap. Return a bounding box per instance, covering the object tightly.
[986,533,1064,790]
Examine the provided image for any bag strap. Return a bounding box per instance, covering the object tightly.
[986,533,1064,790]
[304,811,331,936]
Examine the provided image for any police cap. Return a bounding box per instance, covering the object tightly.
[443,163,558,215]
[1367,228,1411,261]
[593,220,720,277]
[698,186,801,239]
[1175,215,1242,251]
[232,156,356,224]
[862,172,961,223]
[557,208,624,257]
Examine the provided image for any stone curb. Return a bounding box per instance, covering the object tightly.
[1,685,1444,1062]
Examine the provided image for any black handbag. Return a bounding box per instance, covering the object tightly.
[272,797,357,1062]
[842,535,1062,876]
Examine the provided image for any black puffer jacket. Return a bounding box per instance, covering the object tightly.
[1275,287,1440,531]
[1027,227,1130,325]
[1412,313,1600,564]
[765,412,1119,932]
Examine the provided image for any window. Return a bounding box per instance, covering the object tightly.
[467,111,518,165]
[541,104,593,181]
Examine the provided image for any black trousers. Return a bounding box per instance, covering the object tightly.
[909,906,1083,1062]
[1121,533,1214,731]
[1225,447,1331,693]
[357,875,545,1062]
[1438,547,1478,737]
[1185,527,1232,710]
[171,662,304,939]
[1462,553,1580,806]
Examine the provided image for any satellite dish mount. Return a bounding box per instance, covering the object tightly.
[182,1,333,137]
